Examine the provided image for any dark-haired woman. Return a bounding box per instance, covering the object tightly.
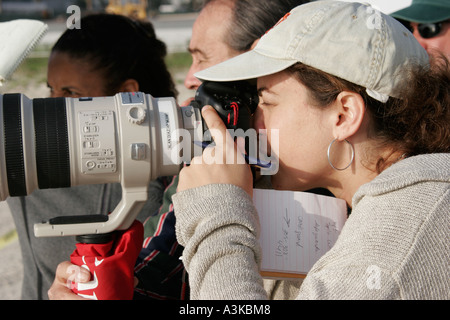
[7,13,177,300]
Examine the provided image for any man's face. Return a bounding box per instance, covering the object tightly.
[184,1,241,93]
[47,51,108,98]
[411,21,450,59]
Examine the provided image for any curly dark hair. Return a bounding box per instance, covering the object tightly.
[287,54,450,172]
[51,13,178,98]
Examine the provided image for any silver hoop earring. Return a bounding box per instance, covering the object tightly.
[327,139,355,171]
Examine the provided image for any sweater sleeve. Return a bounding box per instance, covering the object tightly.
[173,184,268,300]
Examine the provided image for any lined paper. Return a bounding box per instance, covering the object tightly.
[253,189,347,279]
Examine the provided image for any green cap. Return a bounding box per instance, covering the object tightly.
[391,0,450,24]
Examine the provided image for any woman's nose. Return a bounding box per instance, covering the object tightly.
[251,106,265,131]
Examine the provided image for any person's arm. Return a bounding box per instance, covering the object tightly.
[173,105,267,299]
[173,184,267,299]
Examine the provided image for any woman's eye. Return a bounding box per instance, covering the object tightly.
[65,90,81,97]
[259,100,273,107]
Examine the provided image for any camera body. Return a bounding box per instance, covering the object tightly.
[0,81,257,237]
[191,80,257,133]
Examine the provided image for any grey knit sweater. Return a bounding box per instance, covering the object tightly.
[173,153,450,299]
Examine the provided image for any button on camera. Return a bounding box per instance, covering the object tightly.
[127,106,146,125]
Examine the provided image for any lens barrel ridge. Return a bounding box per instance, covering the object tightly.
[2,94,27,196]
[33,97,71,189]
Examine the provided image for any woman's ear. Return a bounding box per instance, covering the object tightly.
[119,79,140,93]
[332,91,365,140]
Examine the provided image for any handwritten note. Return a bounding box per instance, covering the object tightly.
[253,189,347,279]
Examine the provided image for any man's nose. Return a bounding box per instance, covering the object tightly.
[184,65,202,91]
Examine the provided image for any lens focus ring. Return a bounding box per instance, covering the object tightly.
[2,94,27,196]
[33,97,70,189]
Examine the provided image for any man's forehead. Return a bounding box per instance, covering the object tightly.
[190,11,231,55]
[194,0,234,32]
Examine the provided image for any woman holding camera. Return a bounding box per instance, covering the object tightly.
[173,1,450,299]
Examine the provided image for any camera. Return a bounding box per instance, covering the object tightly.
[0,81,258,237]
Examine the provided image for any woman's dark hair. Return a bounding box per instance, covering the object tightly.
[51,13,178,98]
[287,55,450,172]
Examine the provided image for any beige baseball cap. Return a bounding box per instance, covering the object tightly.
[195,1,429,102]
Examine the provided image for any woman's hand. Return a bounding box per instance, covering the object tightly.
[177,105,254,196]
[47,261,90,300]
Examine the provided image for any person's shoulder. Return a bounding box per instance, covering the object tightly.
[354,153,450,204]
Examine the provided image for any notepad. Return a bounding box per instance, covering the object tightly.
[253,189,347,279]
[0,19,48,85]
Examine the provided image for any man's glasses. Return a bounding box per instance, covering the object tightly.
[400,20,449,39]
